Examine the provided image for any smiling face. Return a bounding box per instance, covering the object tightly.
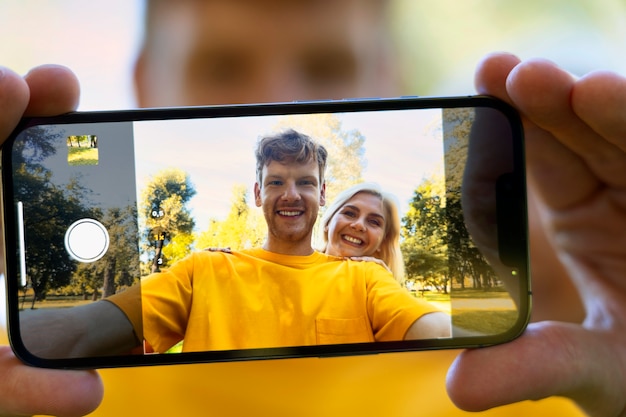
[254,159,326,255]
[324,192,386,258]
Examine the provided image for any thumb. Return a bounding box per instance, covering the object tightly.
[23,64,80,116]
[446,321,625,417]
[0,347,103,417]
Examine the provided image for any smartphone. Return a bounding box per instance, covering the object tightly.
[1,96,529,369]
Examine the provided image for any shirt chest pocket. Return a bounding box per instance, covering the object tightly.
[315,316,375,345]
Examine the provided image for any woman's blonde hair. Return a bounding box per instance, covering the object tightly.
[321,182,405,284]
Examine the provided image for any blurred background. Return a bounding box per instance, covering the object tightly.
[1,2,625,417]
[1,0,625,110]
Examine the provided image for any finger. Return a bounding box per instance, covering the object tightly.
[474,55,598,210]
[23,64,80,116]
[446,322,626,417]
[474,53,542,156]
[476,56,621,209]
[474,52,521,103]
[506,59,626,207]
[526,192,584,323]
[572,70,626,166]
[524,121,598,211]
[506,59,599,210]
[0,347,102,417]
[0,67,30,142]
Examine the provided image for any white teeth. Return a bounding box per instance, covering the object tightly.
[279,211,301,217]
[343,235,363,245]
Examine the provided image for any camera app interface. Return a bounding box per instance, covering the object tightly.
[9,106,524,360]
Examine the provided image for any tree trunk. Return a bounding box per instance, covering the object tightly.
[101,258,117,298]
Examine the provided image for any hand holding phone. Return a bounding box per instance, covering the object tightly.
[0,64,104,417]
[1,96,528,368]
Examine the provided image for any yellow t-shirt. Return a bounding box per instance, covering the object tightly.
[90,351,584,417]
[0,276,579,417]
[137,248,438,352]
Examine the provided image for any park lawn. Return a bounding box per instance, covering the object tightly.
[20,298,93,310]
[422,292,450,303]
[68,147,98,165]
[449,288,511,299]
[19,291,95,309]
[452,309,519,335]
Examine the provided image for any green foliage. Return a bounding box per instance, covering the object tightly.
[55,196,140,301]
[139,168,197,274]
[273,114,366,205]
[442,107,473,191]
[442,107,498,290]
[162,232,196,263]
[400,107,499,294]
[15,126,143,302]
[390,0,626,95]
[195,184,266,250]
[13,126,94,303]
[67,147,98,166]
[401,176,449,292]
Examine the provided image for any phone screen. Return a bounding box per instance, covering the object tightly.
[1,97,529,368]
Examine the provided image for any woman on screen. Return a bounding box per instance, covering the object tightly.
[320,182,405,284]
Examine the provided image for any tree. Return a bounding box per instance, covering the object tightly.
[100,205,141,298]
[442,107,473,191]
[273,114,366,205]
[195,184,266,250]
[59,205,141,300]
[139,168,196,274]
[442,107,497,290]
[11,126,95,304]
[401,176,449,293]
[446,192,495,290]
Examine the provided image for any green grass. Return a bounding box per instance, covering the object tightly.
[449,288,511,299]
[421,292,450,303]
[452,309,519,334]
[68,147,98,166]
[19,293,94,309]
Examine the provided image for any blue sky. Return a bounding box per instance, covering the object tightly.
[133,108,443,232]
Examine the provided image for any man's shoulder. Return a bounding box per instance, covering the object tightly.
[192,247,295,264]
[193,248,251,261]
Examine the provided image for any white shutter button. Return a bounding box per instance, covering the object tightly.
[64,219,110,263]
